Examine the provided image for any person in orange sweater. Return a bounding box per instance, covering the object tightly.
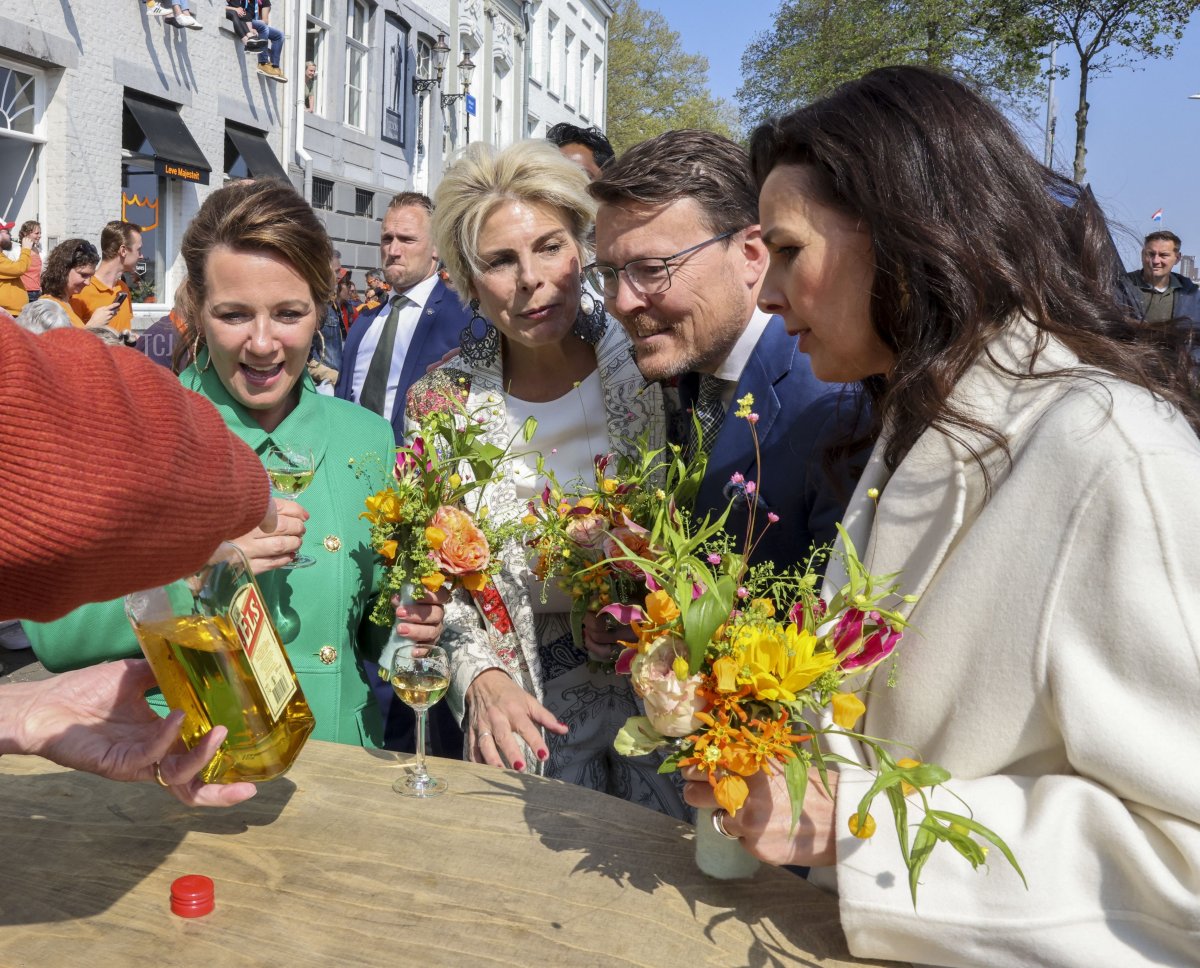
[39,238,121,329]
[18,220,42,301]
[0,307,276,805]
[71,220,141,332]
[0,220,31,316]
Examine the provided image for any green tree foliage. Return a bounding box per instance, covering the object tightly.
[737,0,1050,123]
[605,0,739,153]
[1036,0,1200,183]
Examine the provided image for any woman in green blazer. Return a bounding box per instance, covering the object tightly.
[24,180,439,749]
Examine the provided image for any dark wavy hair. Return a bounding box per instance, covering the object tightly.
[749,65,1198,475]
[41,238,99,299]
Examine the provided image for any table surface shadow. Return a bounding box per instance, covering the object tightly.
[0,741,908,968]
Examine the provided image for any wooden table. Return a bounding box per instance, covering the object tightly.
[0,741,904,967]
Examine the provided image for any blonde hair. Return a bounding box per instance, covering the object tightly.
[432,140,595,304]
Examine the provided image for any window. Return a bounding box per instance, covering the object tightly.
[306,0,330,116]
[0,60,46,254]
[529,2,543,86]
[593,58,604,126]
[526,113,539,138]
[312,177,334,210]
[546,14,558,91]
[493,97,504,147]
[345,0,370,130]
[562,29,573,103]
[382,14,408,146]
[355,188,374,218]
[579,44,589,118]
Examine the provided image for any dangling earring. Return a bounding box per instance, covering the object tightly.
[191,334,212,373]
[459,299,500,367]
[573,280,608,345]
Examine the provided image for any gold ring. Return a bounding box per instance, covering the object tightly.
[711,808,738,840]
[153,762,171,788]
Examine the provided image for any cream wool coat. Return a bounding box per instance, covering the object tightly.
[809,321,1200,967]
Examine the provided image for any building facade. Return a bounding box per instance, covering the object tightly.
[0,0,608,321]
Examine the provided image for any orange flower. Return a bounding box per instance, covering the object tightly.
[831,692,867,729]
[420,572,446,592]
[711,655,740,693]
[361,489,405,525]
[379,539,399,563]
[426,505,489,575]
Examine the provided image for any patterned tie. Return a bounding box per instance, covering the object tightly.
[358,294,405,416]
[684,373,729,462]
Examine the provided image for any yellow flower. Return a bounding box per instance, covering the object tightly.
[449,473,462,489]
[714,772,750,814]
[460,571,488,592]
[737,623,838,702]
[849,813,877,838]
[734,393,755,418]
[600,478,618,495]
[425,525,447,550]
[897,757,921,797]
[750,598,776,618]
[645,589,680,626]
[420,572,446,592]
[521,513,539,526]
[711,655,740,692]
[361,489,405,524]
[832,692,867,729]
[379,539,399,562]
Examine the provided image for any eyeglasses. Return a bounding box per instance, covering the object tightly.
[584,229,740,298]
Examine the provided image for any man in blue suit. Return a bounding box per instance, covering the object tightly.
[336,191,470,443]
[335,191,469,754]
[589,130,857,571]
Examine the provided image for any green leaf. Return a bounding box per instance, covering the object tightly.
[929,810,1027,887]
[614,717,668,756]
[908,819,940,907]
[520,415,538,443]
[784,755,809,835]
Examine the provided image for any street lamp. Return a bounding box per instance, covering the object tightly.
[441,48,477,143]
[412,32,450,96]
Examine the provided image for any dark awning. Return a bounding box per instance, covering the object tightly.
[225,125,288,180]
[123,95,211,185]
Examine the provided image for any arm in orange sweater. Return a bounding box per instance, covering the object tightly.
[0,314,271,621]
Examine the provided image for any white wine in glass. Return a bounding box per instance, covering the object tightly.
[264,446,316,569]
[391,643,449,797]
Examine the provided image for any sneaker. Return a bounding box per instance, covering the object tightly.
[256,62,274,79]
[269,65,288,83]
[176,12,202,28]
[244,37,268,52]
[146,0,171,15]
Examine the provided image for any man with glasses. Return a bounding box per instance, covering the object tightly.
[588,129,852,570]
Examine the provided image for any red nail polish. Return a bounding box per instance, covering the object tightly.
[513,760,524,771]
[537,749,548,761]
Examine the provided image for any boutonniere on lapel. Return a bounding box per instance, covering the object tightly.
[557,394,1024,900]
[357,372,539,630]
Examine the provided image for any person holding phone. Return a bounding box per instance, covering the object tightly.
[71,220,141,332]
[40,239,124,329]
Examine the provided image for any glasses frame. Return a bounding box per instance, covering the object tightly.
[585,228,739,298]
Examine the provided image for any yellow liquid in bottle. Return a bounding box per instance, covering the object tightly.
[134,613,316,783]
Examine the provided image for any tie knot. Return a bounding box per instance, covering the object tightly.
[697,374,727,405]
[390,293,406,307]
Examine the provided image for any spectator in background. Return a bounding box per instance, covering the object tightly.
[15,299,71,334]
[135,283,190,370]
[227,0,287,82]
[1127,230,1200,329]
[304,61,318,112]
[546,123,615,181]
[222,0,268,51]
[39,239,121,330]
[147,0,203,28]
[0,219,31,316]
[19,221,41,301]
[71,221,139,333]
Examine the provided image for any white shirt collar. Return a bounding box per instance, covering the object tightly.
[394,270,439,308]
[712,307,772,383]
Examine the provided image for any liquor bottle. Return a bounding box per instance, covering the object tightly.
[125,543,316,783]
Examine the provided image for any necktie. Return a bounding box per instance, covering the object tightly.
[358,295,405,416]
[684,373,729,462]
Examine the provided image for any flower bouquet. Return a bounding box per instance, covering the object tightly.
[360,383,537,630]
[596,395,1023,902]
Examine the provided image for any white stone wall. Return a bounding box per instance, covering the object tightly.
[526,0,610,140]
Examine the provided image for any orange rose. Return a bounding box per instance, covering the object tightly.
[427,505,489,576]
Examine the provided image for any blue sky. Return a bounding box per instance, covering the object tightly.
[642,0,1200,268]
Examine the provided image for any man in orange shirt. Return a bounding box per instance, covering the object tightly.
[0,220,32,316]
[71,220,141,332]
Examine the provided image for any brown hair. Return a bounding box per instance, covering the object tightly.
[1144,230,1182,253]
[18,220,39,242]
[386,191,434,215]
[749,66,1198,475]
[41,238,99,299]
[173,179,334,370]
[588,129,757,237]
[100,220,141,260]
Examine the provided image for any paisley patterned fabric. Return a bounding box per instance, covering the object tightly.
[406,323,688,819]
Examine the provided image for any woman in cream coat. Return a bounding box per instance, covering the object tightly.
[682,66,1200,967]
[409,141,684,817]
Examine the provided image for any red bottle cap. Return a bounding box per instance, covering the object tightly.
[170,874,215,918]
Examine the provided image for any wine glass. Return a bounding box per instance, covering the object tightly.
[390,643,450,798]
[263,446,316,569]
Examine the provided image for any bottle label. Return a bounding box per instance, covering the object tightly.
[229,583,297,722]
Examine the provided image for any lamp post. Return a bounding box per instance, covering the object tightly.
[441,49,477,144]
[411,32,450,96]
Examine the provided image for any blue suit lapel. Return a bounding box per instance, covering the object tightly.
[334,301,385,402]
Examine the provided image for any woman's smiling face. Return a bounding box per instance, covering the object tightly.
[200,246,319,432]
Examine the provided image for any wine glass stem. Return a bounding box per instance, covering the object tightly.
[413,707,429,782]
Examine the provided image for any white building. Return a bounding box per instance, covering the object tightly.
[0,0,609,320]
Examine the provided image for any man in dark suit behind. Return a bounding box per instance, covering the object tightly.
[336,192,469,443]
[589,130,856,572]
[335,191,469,755]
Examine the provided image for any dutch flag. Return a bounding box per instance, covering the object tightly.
[1151,208,1164,223]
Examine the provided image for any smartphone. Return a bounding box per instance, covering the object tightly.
[111,292,128,310]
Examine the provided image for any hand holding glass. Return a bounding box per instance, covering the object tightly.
[264,446,315,568]
[390,643,449,797]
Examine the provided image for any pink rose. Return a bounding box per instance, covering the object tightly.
[630,635,706,737]
[426,505,489,575]
[565,509,608,550]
